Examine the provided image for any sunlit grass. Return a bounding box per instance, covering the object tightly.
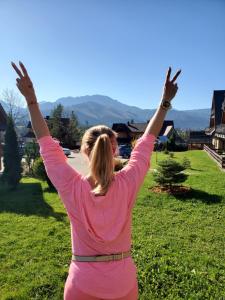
[0,150,224,299]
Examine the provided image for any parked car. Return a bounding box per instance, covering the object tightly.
[118,144,132,158]
[62,147,71,157]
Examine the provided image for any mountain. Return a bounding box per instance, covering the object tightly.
[0,95,211,129]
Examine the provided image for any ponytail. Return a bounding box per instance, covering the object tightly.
[90,133,114,195]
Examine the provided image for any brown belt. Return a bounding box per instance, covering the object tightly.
[72,250,131,262]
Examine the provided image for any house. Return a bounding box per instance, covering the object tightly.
[23,115,70,144]
[112,120,186,147]
[187,130,211,150]
[205,90,225,151]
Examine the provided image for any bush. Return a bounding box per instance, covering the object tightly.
[153,158,188,190]
[169,152,174,158]
[24,141,40,176]
[114,158,128,171]
[182,156,191,169]
[33,157,55,189]
[163,149,169,154]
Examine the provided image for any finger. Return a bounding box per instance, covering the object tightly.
[171,69,181,83]
[166,67,171,82]
[19,61,29,77]
[16,78,21,84]
[11,62,23,78]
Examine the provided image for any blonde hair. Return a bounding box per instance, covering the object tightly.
[81,125,118,196]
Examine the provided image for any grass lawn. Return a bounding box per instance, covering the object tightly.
[0,150,225,299]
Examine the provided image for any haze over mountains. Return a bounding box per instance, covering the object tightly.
[1,95,211,129]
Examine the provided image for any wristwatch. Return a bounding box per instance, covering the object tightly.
[160,99,172,111]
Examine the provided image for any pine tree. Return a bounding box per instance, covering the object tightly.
[153,158,188,191]
[65,111,80,148]
[49,104,65,141]
[1,113,23,189]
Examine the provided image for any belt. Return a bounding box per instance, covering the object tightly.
[72,250,131,262]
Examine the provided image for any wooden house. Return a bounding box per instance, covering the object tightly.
[112,120,186,146]
[205,90,225,150]
[23,115,70,143]
[188,130,211,150]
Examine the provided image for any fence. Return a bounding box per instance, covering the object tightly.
[203,144,225,168]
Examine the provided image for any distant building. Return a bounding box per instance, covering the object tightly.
[188,130,211,150]
[205,90,225,150]
[112,120,186,147]
[23,115,70,144]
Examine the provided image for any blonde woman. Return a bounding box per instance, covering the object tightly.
[12,61,181,300]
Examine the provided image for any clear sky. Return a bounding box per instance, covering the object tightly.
[0,0,225,110]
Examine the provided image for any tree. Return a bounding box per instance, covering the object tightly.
[153,158,188,191]
[64,111,80,148]
[167,131,176,151]
[49,104,65,141]
[1,89,27,127]
[0,113,23,189]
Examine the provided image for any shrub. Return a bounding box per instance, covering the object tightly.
[24,141,40,175]
[153,158,188,190]
[182,156,191,169]
[33,157,55,189]
[114,158,128,171]
[163,149,169,154]
[169,152,174,158]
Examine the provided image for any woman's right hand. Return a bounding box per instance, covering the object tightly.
[162,67,181,102]
[11,61,37,102]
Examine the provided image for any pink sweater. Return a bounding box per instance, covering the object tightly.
[37,133,156,299]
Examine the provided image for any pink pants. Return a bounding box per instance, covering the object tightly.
[64,278,139,300]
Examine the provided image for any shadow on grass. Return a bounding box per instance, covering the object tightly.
[0,181,67,222]
[172,187,222,204]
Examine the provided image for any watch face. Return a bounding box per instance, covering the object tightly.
[164,101,170,107]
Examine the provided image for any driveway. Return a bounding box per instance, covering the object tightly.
[67,151,90,176]
[0,152,127,177]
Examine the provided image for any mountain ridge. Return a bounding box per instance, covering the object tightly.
[0,95,211,129]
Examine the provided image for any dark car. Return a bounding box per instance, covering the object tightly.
[118,144,132,158]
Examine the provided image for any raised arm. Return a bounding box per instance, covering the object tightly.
[143,67,181,138]
[119,67,181,209]
[11,61,81,204]
[11,61,50,140]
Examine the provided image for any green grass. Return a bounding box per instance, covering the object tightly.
[0,150,225,299]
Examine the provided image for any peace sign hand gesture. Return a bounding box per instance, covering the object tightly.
[162,67,181,102]
[11,61,37,103]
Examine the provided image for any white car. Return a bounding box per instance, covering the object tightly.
[62,148,71,157]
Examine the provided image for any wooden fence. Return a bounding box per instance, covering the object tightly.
[203,144,225,168]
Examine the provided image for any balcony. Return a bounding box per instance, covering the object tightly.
[215,124,225,134]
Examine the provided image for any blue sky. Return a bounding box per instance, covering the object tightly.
[0,0,225,110]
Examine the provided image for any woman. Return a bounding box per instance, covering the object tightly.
[12,61,181,300]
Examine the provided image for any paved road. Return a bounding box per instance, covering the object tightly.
[67,152,90,176]
[0,152,127,176]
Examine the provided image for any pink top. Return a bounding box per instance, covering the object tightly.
[37,133,156,299]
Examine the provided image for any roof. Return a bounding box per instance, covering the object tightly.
[112,120,174,137]
[210,90,225,127]
[188,130,211,143]
[27,116,70,128]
